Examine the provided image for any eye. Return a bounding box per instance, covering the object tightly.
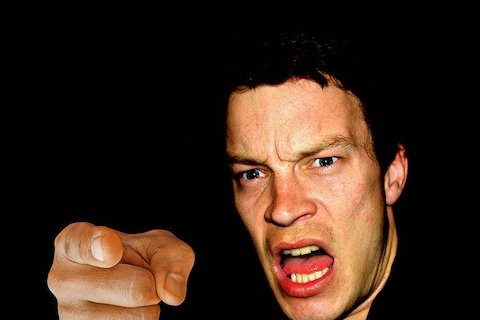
[238,169,265,181]
[313,156,338,168]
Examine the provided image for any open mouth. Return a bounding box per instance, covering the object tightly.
[280,245,333,285]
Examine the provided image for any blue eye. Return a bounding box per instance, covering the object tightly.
[240,169,265,180]
[313,157,338,167]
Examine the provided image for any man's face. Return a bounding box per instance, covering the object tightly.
[226,79,392,320]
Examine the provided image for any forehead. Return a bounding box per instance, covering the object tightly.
[226,80,369,160]
[227,80,364,133]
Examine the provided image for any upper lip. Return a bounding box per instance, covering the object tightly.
[272,238,333,266]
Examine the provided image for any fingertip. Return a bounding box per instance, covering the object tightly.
[91,235,105,261]
[91,227,123,267]
[161,273,188,306]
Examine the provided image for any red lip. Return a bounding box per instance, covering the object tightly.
[273,239,334,298]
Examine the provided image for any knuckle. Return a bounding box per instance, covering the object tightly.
[46,267,64,297]
[126,268,160,306]
[176,242,195,265]
[145,229,175,239]
[57,303,79,320]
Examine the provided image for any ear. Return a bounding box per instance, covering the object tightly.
[384,144,408,205]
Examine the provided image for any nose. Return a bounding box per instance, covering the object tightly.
[265,174,317,226]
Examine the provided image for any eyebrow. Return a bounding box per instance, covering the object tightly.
[227,135,356,166]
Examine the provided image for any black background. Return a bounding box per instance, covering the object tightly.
[11,12,474,319]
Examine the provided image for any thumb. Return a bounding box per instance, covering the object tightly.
[55,222,123,268]
[147,231,195,306]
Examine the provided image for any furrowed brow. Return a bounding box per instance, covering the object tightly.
[227,154,263,166]
[227,135,355,166]
[297,135,356,159]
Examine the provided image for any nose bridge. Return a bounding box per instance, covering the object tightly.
[266,170,315,226]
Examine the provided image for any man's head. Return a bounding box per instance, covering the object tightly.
[224,31,408,320]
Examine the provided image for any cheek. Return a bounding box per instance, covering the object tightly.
[330,174,383,217]
[328,178,366,211]
[331,180,386,273]
[234,193,261,236]
[337,180,386,254]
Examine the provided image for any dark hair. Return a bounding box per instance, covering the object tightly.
[222,30,406,174]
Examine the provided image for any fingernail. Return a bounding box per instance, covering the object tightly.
[91,236,104,261]
[165,273,186,299]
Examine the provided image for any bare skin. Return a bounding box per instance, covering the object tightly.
[47,79,407,320]
[226,79,408,320]
[47,222,194,319]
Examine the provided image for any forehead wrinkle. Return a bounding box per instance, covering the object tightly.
[296,135,357,159]
[277,91,370,162]
[229,91,293,166]
[227,80,370,166]
[270,84,321,163]
[227,126,269,166]
[228,135,357,167]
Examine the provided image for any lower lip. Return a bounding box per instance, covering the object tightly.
[277,266,334,297]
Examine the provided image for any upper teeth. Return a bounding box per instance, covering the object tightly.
[283,245,320,256]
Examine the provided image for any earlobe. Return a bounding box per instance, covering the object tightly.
[384,144,409,205]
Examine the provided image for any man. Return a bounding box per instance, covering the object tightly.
[47,31,408,319]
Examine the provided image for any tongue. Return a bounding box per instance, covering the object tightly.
[283,254,333,274]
